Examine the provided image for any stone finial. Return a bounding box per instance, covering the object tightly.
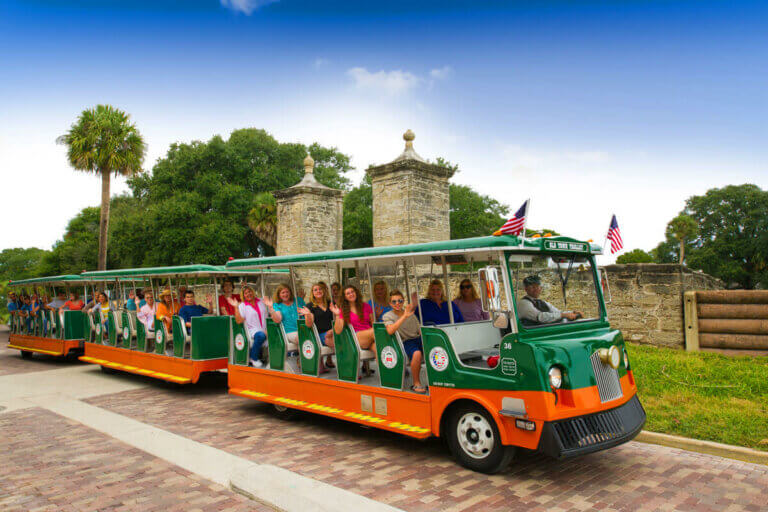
[393,129,424,162]
[303,154,315,174]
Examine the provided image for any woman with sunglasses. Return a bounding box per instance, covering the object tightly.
[453,279,490,322]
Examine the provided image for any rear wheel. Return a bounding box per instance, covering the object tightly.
[20,350,33,360]
[100,365,119,374]
[272,403,300,420]
[445,403,515,474]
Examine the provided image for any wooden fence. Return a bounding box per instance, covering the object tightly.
[684,290,768,351]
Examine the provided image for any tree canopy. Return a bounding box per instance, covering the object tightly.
[616,248,654,264]
[652,184,768,288]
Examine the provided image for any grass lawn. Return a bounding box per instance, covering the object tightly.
[628,342,768,451]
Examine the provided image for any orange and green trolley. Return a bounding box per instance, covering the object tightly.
[225,235,645,473]
[7,275,93,359]
[77,265,285,384]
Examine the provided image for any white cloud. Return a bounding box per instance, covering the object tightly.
[313,58,329,69]
[220,0,278,15]
[430,66,453,80]
[346,67,422,96]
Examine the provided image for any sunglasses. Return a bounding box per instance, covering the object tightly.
[390,299,404,304]
[460,284,473,289]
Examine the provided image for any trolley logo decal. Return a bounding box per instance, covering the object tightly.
[501,357,517,376]
[234,333,245,351]
[156,330,163,344]
[95,324,101,335]
[123,327,130,339]
[381,346,398,369]
[429,347,449,372]
[302,340,315,359]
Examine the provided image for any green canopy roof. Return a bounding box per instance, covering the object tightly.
[9,275,88,286]
[226,235,602,270]
[80,264,287,279]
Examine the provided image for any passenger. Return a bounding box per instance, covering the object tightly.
[178,290,214,328]
[30,294,42,332]
[20,295,32,332]
[227,284,268,367]
[453,279,490,322]
[155,289,179,331]
[330,282,342,305]
[516,275,583,325]
[218,279,241,316]
[414,280,464,325]
[6,292,20,325]
[63,291,84,311]
[125,289,145,311]
[263,283,309,344]
[368,281,392,322]
[47,291,67,311]
[330,285,376,353]
[136,290,157,334]
[305,282,336,371]
[383,290,426,393]
[96,291,111,336]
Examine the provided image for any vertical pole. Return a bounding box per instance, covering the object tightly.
[214,277,221,316]
[441,255,454,324]
[403,259,411,299]
[365,262,373,302]
[684,291,700,352]
[412,258,423,326]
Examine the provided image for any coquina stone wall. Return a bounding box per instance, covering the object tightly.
[603,263,724,348]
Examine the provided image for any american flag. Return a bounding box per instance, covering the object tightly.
[494,199,528,236]
[607,214,624,254]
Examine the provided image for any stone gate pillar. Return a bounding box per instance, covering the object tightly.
[274,154,344,256]
[367,130,455,247]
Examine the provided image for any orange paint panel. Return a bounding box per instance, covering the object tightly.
[82,343,225,384]
[228,365,432,438]
[8,335,82,357]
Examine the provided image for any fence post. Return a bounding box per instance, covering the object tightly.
[684,291,699,352]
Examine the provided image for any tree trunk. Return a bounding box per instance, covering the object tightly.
[98,168,111,270]
[678,239,685,265]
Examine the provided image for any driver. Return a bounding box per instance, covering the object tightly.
[517,275,583,325]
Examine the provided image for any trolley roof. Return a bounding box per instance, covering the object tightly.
[80,264,287,279]
[8,274,87,286]
[225,235,602,269]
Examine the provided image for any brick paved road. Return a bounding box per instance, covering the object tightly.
[0,407,268,512]
[85,380,768,512]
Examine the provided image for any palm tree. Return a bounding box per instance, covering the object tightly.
[58,105,145,270]
[666,214,699,264]
[248,192,278,252]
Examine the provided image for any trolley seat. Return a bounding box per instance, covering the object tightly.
[297,317,334,377]
[154,317,174,356]
[121,310,138,348]
[333,324,375,384]
[171,315,191,358]
[266,318,297,371]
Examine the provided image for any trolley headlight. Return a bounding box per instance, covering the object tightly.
[548,366,563,389]
[599,346,621,369]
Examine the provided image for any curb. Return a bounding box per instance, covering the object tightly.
[636,430,768,466]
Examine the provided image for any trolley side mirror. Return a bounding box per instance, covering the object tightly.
[478,267,502,312]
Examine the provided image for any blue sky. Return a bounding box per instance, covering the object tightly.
[1,0,766,261]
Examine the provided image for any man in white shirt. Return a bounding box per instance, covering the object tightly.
[516,275,583,326]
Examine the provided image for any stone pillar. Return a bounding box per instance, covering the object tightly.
[274,154,344,256]
[367,130,455,247]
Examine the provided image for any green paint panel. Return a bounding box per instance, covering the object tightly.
[108,311,119,346]
[297,318,320,377]
[120,311,132,347]
[190,316,230,360]
[136,319,148,351]
[333,326,359,383]
[63,311,85,340]
[232,320,250,365]
[373,323,406,390]
[172,316,186,357]
[154,318,166,354]
[266,319,287,371]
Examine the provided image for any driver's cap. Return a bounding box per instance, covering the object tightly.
[523,275,541,286]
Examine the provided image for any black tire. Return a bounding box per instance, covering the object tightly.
[100,365,119,374]
[445,403,515,474]
[271,403,300,420]
[20,350,33,360]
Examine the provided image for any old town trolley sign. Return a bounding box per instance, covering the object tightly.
[225,235,646,473]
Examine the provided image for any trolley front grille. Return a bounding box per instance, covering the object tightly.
[552,397,643,451]
[590,351,623,403]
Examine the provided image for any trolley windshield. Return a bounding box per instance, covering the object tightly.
[511,252,602,328]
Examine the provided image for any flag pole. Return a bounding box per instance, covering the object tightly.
[521,198,530,239]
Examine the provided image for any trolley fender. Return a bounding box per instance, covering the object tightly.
[431,390,511,445]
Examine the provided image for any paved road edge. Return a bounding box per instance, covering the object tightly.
[636,430,768,465]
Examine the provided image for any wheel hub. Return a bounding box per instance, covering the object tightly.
[457,413,494,459]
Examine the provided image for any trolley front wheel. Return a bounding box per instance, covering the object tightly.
[445,403,515,474]
[272,403,300,420]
